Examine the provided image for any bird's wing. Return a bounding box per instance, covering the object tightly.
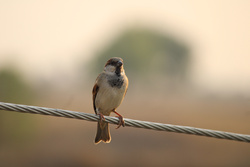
[92,83,99,115]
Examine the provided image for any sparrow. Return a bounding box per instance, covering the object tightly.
[92,57,129,144]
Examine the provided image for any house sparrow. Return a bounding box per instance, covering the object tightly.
[92,57,129,144]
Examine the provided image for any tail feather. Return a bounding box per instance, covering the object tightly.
[95,121,111,144]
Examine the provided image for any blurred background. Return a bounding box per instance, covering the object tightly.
[0,1,250,166]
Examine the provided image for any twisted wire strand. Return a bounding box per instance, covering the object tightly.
[0,102,249,143]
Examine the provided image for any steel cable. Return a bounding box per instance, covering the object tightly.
[0,102,249,143]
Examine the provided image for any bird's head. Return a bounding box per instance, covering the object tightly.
[104,57,124,76]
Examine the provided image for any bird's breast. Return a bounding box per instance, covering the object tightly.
[108,77,124,88]
[95,83,126,115]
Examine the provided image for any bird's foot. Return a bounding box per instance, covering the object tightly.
[116,115,125,129]
[113,111,125,129]
[98,113,105,123]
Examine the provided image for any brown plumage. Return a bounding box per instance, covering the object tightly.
[92,57,128,144]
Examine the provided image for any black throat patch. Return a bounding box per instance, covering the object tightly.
[108,77,124,88]
[115,67,121,77]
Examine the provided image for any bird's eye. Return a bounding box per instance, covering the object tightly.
[110,61,116,66]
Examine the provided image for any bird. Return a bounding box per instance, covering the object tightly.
[92,57,129,144]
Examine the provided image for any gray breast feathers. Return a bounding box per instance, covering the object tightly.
[108,77,124,88]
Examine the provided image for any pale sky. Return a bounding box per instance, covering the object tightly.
[0,0,250,93]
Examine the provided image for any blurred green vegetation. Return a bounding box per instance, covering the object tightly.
[0,68,37,147]
[0,68,34,103]
[89,27,190,85]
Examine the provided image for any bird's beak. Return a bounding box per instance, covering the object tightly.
[117,60,123,67]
